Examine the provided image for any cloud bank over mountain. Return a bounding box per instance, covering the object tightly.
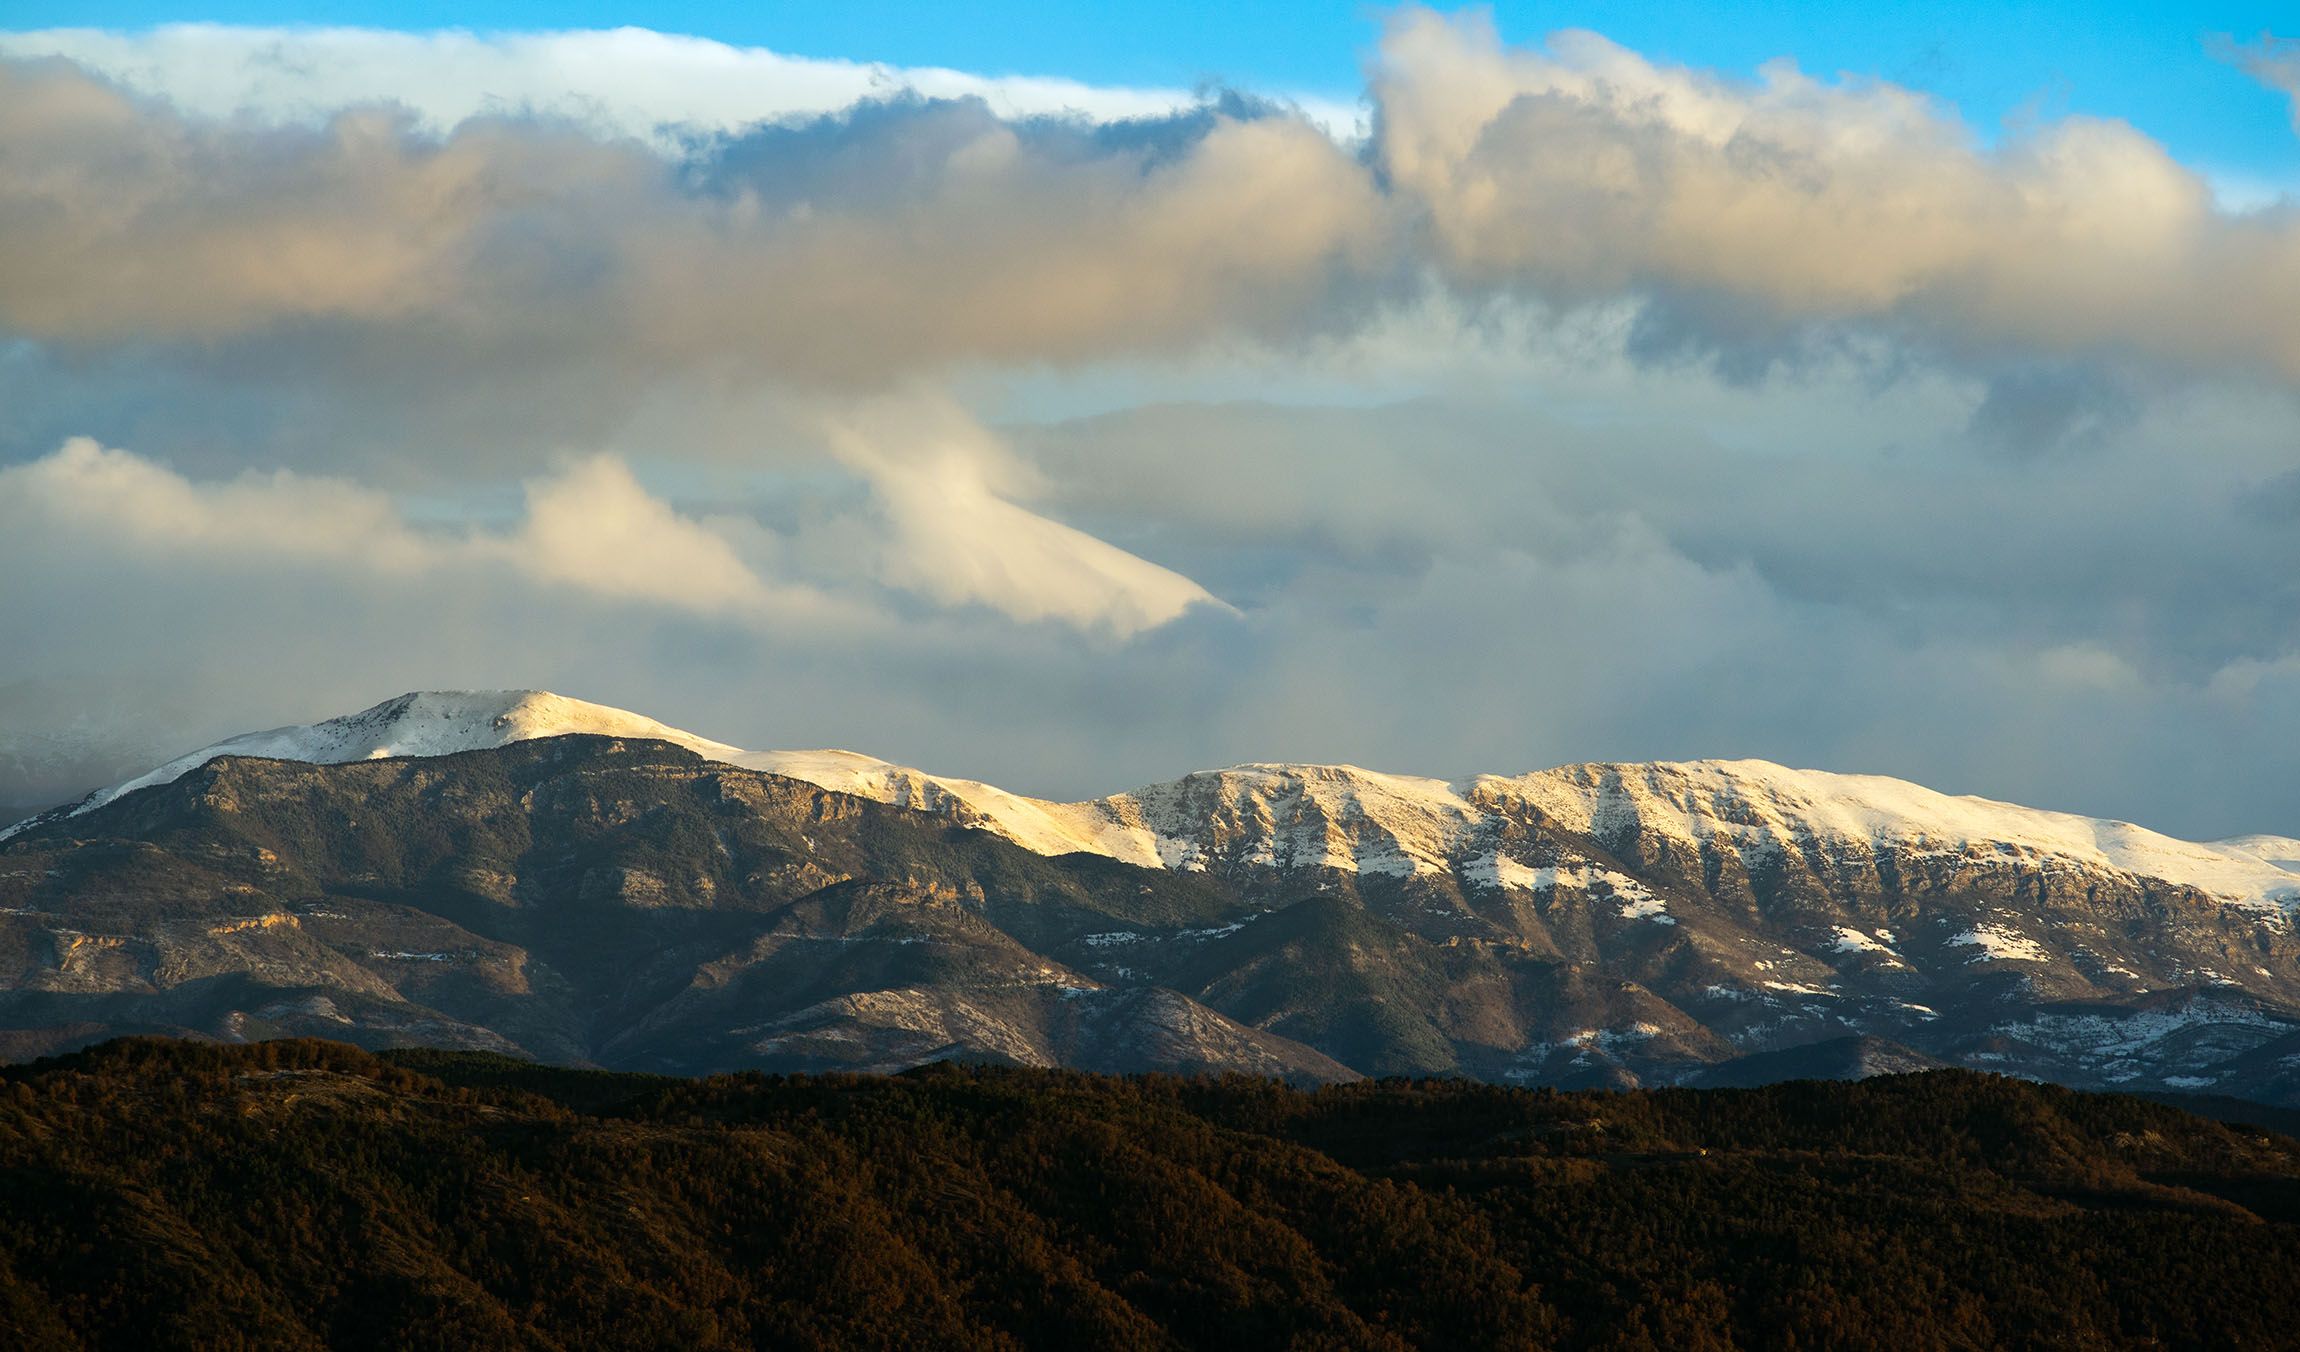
[0,9,2295,839]
[9,12,2299,386]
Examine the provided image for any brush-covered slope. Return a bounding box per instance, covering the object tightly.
[7,1039,2300,1349]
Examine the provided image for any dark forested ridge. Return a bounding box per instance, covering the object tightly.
[5,1041,2300,1349]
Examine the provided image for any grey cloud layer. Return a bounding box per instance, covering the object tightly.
[9,382,2296,839]
[1014,388,2300,837]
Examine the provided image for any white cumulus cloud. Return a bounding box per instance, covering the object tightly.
[0,438,798,618]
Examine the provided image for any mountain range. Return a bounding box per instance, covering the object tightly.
[4,689,2298,1100]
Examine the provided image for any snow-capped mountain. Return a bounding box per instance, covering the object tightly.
[0,691,740,841]
[1478,760,2300,915]
[25,689,2290,917]
[913,755,2300,915]
[6,689,2299,1099]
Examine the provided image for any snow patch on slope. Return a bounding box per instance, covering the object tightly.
[1462,852,1544,891]
[1617,891,1675,924]
[1948,924,2050,963]
[1830,927,1898,957]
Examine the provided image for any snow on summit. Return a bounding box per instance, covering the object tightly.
[0,690,739,838]
[8,692,2296,915]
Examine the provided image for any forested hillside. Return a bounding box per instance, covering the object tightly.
[4,1040,2300,1348]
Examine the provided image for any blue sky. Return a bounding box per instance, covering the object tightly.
[15,1,2299,187]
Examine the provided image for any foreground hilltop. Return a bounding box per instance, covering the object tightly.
[2,690,2298,1098]
[5,1038,2300,1348]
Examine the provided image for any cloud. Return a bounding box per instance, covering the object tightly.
[1008,386,2300,833]
[0,429,1223,638]
[2218,34,2300,131]
[0,56,1387,382]
[3,16,2300,845]
[1966,363,2139,454]
[0,436,1248,815]
[631,104,1390,381]
[9,14,2300,411]
[0,438,799,617]
[1373,11,2300,384]
[493,456,780,612]
[4,436,434,566]
[3,376,2298,842]
[0,24,1364,144]
[0,59,638,341]
[820,397,1226,636]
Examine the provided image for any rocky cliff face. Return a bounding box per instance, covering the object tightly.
[6,691,2297,1099]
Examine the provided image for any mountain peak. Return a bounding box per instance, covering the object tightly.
[0,689,738,839]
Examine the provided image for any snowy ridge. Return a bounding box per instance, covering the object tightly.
[737,755,1487,877]
[1103,764,1482,876]
[2225,836,2300,872]
[0,691,739,840]
[733,749,1170,866]
[1475,760,2300,913]
[10,691,2296,914]
[752,758,2297,915]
